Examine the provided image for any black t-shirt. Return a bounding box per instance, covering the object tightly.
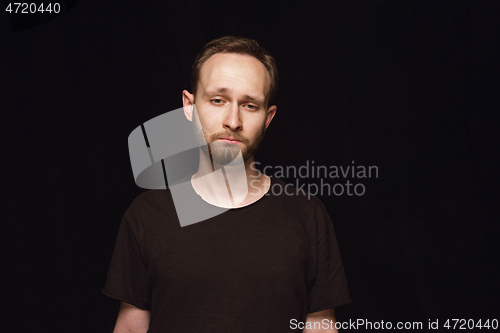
[102,176,352,332]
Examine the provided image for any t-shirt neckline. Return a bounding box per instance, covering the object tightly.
[189,173,274,211]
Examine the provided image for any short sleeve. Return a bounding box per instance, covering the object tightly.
[307,199,353,313]
[102,213,150,310]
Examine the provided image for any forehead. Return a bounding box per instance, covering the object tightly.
[198,53,269,99]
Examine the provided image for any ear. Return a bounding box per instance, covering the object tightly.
[264,105,277,130]
[182,90,195,121]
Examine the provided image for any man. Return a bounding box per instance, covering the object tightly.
[103,36,352,332]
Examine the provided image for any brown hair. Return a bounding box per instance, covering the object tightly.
[190,36,278,106]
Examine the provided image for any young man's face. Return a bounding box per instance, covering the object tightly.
[184,53,276,165]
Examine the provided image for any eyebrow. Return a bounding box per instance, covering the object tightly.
[204,87,264,105]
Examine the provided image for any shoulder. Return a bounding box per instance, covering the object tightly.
[123,189,175,223]
[129,189,171,209]
[268,177,328,217]
[127,173,192,212]
[266,177,335,242]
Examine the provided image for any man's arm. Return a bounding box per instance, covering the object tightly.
[112,301,150,333]
[304,308,338,333]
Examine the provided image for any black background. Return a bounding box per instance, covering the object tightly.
[2,0,499,332]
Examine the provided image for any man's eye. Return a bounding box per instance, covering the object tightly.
[211,99,224,104]
[246,104,258,110]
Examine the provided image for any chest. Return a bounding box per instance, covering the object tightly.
[145,216,314,294]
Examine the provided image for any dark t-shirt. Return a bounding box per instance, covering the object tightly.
[102,176,352,332]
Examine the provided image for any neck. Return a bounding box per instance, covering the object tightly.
[191,148,269,208]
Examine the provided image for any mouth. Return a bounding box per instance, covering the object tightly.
[217,138,241,143]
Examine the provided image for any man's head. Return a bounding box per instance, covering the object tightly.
[183,36,278,166]
[191,36,278,107]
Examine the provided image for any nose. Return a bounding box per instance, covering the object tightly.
[222,103,242,132]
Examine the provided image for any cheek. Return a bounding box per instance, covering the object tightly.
[246,116,266,133]
[197,111,217,133]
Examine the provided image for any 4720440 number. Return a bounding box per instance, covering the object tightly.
[5,3,61,14]
[444,319,498,330]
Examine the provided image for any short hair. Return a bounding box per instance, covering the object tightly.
[190,36,278,106]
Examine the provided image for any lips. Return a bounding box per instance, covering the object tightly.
[217,137,241,143]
